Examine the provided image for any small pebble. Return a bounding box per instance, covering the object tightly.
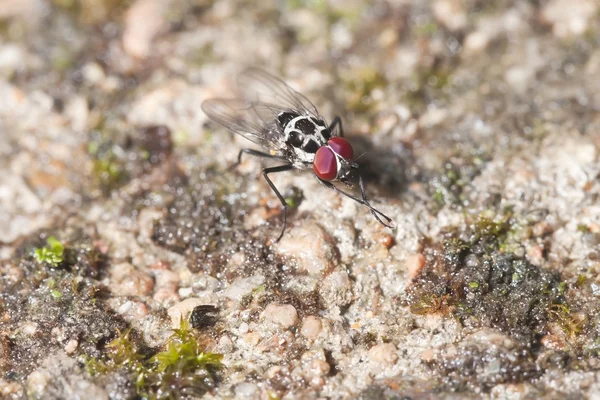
[110,263,154,297]
[123,0,168,59]
[421,349,435,362]
[319,271,353,308]
[300,348,330,389]
[276,221,337,276]
[22,322,38,336]
[235,382,258,398]
[63,339,78,355]
[406,253,426,281]
[217,335,234,353]
[301,316,322,340]
[239,322,249,335]
[224,275,265,301]
[243,332,260,346]
[262,303,298,328]
[368,343,398,365]
[433,0,467,31]
[540,0,597,38]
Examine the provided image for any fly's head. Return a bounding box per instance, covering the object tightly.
[312,137,355,181]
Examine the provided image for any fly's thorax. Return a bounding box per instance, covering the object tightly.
[279,112,329,163]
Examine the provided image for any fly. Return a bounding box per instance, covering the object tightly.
[202,68,394,242]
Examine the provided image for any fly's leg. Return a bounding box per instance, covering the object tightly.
[235,148,285,166]
[318,176,394,228]
[328,116,344,138]
[356,171,394,227]
[263,164,294,242]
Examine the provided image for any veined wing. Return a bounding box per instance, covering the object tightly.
[237,68,320,118]
[202,98,287,151]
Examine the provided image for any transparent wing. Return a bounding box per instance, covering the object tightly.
[201,98,286,151]
[237,68,320,117]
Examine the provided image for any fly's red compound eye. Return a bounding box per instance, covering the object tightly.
[328,137,354,160]
[313,147,338,181]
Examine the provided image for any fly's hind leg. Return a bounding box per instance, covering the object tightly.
[235,148,285,166]
[263,164,294,242]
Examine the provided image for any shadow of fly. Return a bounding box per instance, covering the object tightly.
[202,68,394,242]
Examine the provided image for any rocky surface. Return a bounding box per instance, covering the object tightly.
[1,0,600,399]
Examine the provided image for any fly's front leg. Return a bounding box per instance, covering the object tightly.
[318,176,394,228]
[263,164,294,242]
[328,116,344,138]
[356,171,394,228]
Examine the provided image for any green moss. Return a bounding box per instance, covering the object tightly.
[548,303,585,338]
[430,163,467,208]
[409,294,452,315]
[414,21,439,37]
[93,157,126,190]
[34,236,64,267]
[87,319,223,399]
[407,210,570,346]
[88,136,128,193]
[577,224,590,233]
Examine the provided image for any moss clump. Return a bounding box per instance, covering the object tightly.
[33,236,65,267]
[407,212,568,344]
[88,135,128,194]
[430,159,488,209]
[548,303,585,339]
[91,152,127,193]
[404,211,595,391]
[87,319,223,399]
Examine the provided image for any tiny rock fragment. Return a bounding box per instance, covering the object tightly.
[276,220,337,276]
[262,303,299,328]
[110,263,155,297]
[421,349,436,362]
[406,253,426,281]
[540,0,597,39]
[123,0,169,59]
[319,270,353,308]
[301,316,323,340]
[235,382,259,398]
[0,378,22,397]
[224,275,265,301]
[63,339,78,355]
[369,343,399,366]
[433,0,467,31]
[300,348,331,389]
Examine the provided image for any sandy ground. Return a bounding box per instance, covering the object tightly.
[1,0,600,399]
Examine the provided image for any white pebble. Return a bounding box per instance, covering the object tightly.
[262,303,298,328]
[276,221,337,276]
[301,316,322,340]
[63,339,78,355]
[368,343,398,365]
